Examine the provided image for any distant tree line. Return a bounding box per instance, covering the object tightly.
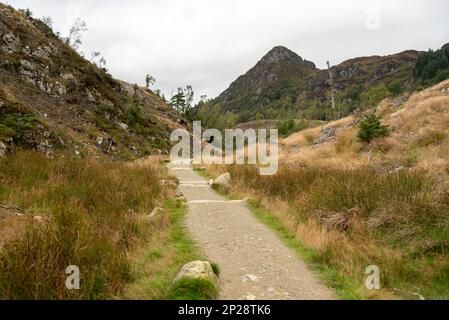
[414,45,449,85]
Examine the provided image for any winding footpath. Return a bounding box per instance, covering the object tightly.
[169,164,334,300]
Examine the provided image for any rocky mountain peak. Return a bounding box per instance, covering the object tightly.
[259,46,314,67]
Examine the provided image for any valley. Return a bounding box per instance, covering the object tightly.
[0,1,448,302]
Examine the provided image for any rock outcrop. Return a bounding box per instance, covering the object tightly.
[0,3,184,159]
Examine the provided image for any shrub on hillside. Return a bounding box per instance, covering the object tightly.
[387,80,404,96]
[277,119,307,137]
[360,84,392,108]
[357,113,389,143]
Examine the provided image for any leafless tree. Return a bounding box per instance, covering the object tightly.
[66,18,87,52]
[41,16,53,28]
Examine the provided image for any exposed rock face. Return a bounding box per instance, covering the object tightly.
[0,3,184,159]
[339,66,360,79]
[217,46,317,109]
[174,261,219,288]
[260,46,313,66]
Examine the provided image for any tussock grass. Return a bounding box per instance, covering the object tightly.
[0,152,168,299]
[207,164,449,299]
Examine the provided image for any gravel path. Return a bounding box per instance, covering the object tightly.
[169,165,334,300]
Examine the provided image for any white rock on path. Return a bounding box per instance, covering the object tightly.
[174,261,219,288]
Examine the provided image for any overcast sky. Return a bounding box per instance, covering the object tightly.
[4,0,449,102]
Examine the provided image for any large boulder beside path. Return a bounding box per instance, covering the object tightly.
[174,261,219,288]
[213,173,231,187]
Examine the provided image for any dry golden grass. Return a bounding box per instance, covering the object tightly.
[0,151,174,299]
[203,82,449,299]
[279,80,449,172]
[207,164,449,299]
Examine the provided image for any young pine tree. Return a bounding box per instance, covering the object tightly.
[357,113,389,143]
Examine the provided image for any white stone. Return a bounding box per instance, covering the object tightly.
[0,142,6,157]
[214,173,231,187]
[245,274,259,282]
[174,261,219,288]
[119,122,129,131]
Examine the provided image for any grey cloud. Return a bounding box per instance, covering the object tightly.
[5,0,449,103]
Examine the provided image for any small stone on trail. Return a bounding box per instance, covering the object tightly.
[244,274,259,282]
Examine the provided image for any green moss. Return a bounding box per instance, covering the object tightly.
[0,113,39,138]
[168,278,218,300]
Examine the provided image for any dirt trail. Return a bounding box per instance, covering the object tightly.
[169,165,334,300]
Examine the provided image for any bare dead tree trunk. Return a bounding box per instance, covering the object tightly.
[327,61,336,121]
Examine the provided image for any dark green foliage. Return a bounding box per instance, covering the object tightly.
[360,84,392,108]
[0,113,38,138]
[210,263,220,277]
[387,80,404,96]
[170,86,194,115]
[300,99,331,121]
[414,46,449,84]
[194,102,237,131]
[125,101,142,126]
[357,113,389,143]
[277,119,307,137]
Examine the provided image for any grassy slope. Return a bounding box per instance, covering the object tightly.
[0,152,200,299]
[199,81,449,300]
[0,4,180,159]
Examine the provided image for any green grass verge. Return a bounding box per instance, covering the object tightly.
[168,278,218,300]
[124,198,219,300]
[193,166,212,180]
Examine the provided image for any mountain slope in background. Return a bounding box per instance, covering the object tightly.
[218,46,317,114]
[212,45,420,123]
[0,4,182,159]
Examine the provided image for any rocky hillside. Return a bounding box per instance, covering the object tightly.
[212,45,421,123]
[307,50,418,99]
[215,46,317,120]
[0,4,182,160]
